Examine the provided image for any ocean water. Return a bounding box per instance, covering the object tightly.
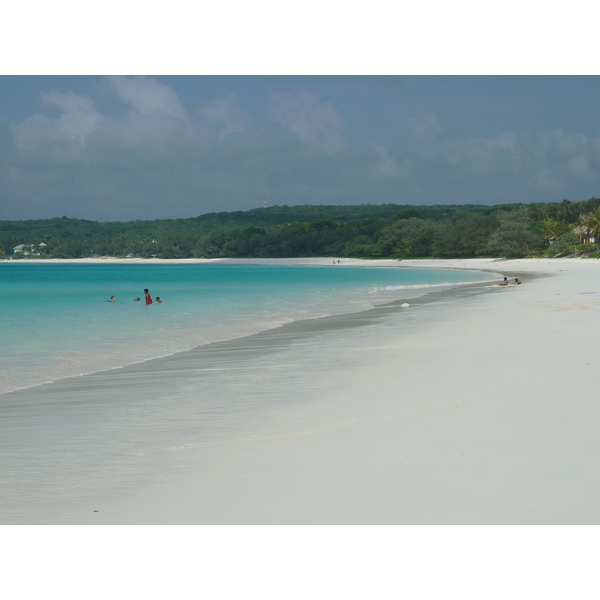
[0,262,494,396]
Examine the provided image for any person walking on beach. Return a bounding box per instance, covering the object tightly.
[144,289,153,305]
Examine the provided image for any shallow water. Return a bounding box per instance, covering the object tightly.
[0,262,494,395]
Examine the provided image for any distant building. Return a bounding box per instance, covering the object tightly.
[13,243,44,256]
[13,244,29,255]
[572,226,597,244]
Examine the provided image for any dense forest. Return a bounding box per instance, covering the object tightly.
[3,198,600,260]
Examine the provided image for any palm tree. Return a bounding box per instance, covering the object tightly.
[541,218,571,244]
[577,212,596,244]
[588,207,600,243]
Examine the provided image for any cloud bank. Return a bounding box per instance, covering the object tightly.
[2,76,600,221]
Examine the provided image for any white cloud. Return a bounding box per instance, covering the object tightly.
[107,76,188,120]
[372,145,410,178]
[484,132,517,152]
[568,155,592,177]
[198,96,251,140]
[99,76,192,146]
[268,91,345,153]
[14,91,102,151]
[520,129,598,189]
[407,114,519,171]
[98,111,191,148]
[549,129,587,157]
[531,167,565,192]
[407,112,443,140]
[530,129,591,167]
[14,77,196,151]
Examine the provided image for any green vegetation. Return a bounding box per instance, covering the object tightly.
[4,197,600,260]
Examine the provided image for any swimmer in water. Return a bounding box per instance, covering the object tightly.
[134,298,141,302]
[109,296,116,302]
[155,297,163,303]
[144,289,152,305]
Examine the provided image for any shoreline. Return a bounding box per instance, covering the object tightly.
[0,277,493,400]
[2,254,595,282]
[0,259,495,398]
[3,257,600,523]
[2,254,597,266]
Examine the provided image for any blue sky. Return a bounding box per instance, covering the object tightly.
[2,75,600,222]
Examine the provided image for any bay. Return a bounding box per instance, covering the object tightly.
[0,261,494,395]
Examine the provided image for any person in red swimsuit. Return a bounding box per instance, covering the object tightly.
[144,289,153,305]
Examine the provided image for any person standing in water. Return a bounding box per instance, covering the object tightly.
[144,289,153,305]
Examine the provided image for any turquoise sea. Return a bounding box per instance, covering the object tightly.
[0,262,494,396]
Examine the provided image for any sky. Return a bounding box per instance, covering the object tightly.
[3,75,600,222]
[1,4,599,223]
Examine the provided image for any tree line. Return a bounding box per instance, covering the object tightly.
[3,198,600,260]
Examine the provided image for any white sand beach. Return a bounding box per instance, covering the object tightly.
[116,258,600,524]
[6,256,599,524]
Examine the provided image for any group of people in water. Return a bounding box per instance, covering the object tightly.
[500,277,521,286]
[108,275,520,304]
[109,289,163,303]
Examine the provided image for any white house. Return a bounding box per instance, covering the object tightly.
[13,243,45,256]
[572,226,597,244]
